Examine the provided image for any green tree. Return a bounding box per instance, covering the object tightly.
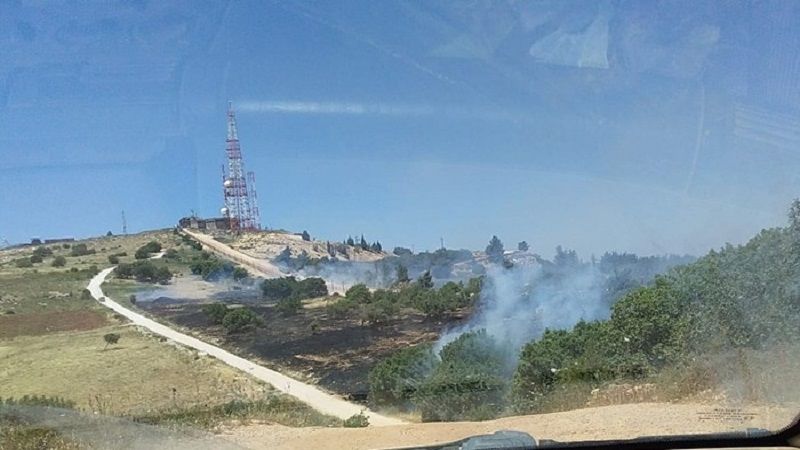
[417,270,434,289]
[518,241,529,252]
[232,266,249,281]
[222,308,261,333]
[345,284,372,304]
[485,235,504,263]
[103,333,120,349]
[276,296,302,315]
[301,230,311,241]
[202,303,229,324]
[396,264,410,284]
[52,255,67,267]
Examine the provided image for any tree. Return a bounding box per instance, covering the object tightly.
[222,307,261,333]
[106,231,113,236]
[30,254,43,264]
[14,258,33,268]
[360,235,369,250]
[396,264,410,284]
[346,236,355,246]
[103,333,120,349]
[70,243,95,257]
[135,241,162,259]
[301,230,311,241]
[232,266,249,281]
[108,255,120,264]
[417,270,434,289]
[203,303,229,324]
[485,236,504,263]
[346,284,372,304]
[518,241,529,252]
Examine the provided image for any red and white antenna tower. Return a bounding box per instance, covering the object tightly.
[221,101,261,231]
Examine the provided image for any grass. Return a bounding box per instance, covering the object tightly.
[0,325,270,416]
[133,396,342,430]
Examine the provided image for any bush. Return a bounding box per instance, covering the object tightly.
[261,277,328,300]
[164,248,180,260]
[369,345,435,407]
[222,307,261,334]
[32,246,53,258]
[70,243,94,257]
[345,284,371,304]
[29,254,43,264]
[108,255,120,264]
[103,333,120,349]
[190,256,234,281]
[115,261,172,284]
[14,258,33,268]
[52,255,67,267]
[343,412,369,428]
[276,296,302,316]
[326,297,357,318]
[135,241,162,259]
[81,289,92,300]
[203,303,228,324]
[232,266,249,281]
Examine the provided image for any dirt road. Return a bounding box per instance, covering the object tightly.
[223,402,796,450]
[87,267,404,426]
[182,229,285,278]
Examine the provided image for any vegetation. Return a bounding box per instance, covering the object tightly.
[134,241,162,259]
[261,276,328,301]
[115,260,172,284]
[188,252,244,281]
[103,333,120,349]
[221,308,262,333]
[343,412,369,427]
[70,243,95,257]
[14,258,33,268]
[132,396,341,430]
[202,303,261,334]
[108,254,120,264]
[51,255,66,267]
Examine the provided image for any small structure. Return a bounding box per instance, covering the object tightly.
[178,216,230,231]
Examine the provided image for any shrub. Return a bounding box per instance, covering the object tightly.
[70,243,94,257]
[261,277,327,300]
[222,307,261,334]
[345,284,371,304]
[202,303,229,324]
[108,255,120,264]
[14,258,33,268]
[32,246,53,258]
[29,254,43,264]
[81,289,92,300]
[129,294,137,305]
[103,333,120,349]
[343,412,369,428]
[135,241,162,259]
[276,296,302,315]
[52,255,67,267]
[232,266,249,281]
[326,297,357,319]
[115,261,172,284]
[164,248,180,260]
[369,345,435,407]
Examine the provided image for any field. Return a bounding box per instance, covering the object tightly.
[140,299,470,399]
[0,232,340,439]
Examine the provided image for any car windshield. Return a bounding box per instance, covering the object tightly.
[2,1,800,449]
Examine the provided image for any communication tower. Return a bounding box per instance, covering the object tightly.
[221,102,261,231]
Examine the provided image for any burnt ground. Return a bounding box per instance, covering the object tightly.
[141,299,471,402]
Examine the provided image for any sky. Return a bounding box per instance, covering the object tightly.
[2,0,800,258]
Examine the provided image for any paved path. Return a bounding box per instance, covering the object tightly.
[87,267,403,426]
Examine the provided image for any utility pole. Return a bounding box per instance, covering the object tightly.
[121,210,127,235]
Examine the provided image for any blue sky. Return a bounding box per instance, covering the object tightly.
[2,1,800,257]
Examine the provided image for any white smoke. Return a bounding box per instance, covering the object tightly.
[436,262,610,361]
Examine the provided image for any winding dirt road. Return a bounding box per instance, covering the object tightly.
[87,267,403,426]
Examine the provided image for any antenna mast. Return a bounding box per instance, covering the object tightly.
[221,102,261,231]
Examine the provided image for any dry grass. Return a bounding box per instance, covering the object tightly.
[0,325,271,416]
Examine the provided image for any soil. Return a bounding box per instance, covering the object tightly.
[141,300,470,399]
[0,310,108,339]
[220,402,798,450]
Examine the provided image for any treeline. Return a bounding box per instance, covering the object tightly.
[116,260,172,284]
[369,200,800,421]
[189,251,248,282]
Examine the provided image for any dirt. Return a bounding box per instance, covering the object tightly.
[0,310,108,339]
[221,402,798,450]
[142,300,469,399]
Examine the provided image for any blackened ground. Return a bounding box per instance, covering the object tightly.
[141,299,471,402]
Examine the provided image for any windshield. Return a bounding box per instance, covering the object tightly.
[2,1,800,449]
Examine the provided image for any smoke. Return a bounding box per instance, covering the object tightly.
[436,262,610,362]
